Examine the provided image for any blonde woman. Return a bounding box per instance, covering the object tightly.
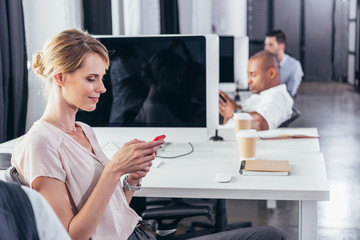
[12,29,163,239]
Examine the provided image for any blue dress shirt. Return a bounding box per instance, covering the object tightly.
[279,54,304,96]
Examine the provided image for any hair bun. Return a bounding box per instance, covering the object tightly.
[32,51,46,78]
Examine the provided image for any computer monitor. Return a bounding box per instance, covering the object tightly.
[219,36,249,91]
[76,35,219,142]
[219,36,235,83]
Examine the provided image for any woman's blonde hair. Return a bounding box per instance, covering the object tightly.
[32,28,109,96]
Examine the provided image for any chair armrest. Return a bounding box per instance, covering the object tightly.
[5,166,27,186]
[142,206,211,221]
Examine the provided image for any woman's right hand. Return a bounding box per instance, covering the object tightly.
[106,138,164,179]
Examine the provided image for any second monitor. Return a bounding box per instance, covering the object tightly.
[219,35,249,91]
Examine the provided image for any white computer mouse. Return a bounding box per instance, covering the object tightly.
[215,173,232,183]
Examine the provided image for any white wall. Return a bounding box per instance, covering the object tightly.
[22,0,83,131]
[212,0,247,36]
[179,0,247,36]
[123,0,160,35]
[111,0,125,35]
[178,0,212,34]
[178,0,248,89]
[121,0,247,36]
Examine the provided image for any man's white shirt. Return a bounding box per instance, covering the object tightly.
[242,84,293,129]
[22,186,71,240]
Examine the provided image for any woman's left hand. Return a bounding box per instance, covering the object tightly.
[127,164,152,186]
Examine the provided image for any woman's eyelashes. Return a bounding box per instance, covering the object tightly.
[87,74,105,82]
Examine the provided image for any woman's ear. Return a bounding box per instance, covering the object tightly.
[53,67,64,86]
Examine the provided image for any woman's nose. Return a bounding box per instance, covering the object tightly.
[97,80,106,93]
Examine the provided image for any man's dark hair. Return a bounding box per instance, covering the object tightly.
[266,29,287,45]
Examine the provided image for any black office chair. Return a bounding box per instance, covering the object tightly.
[5,165,212,240]
[142,205,212,240]
[5,165,28,186]
[279,108,301,127]
[146,197,252,239]
[0,152,12,170]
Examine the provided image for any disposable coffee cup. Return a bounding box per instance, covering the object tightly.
[236,129,257,160]
[233,112,252,133]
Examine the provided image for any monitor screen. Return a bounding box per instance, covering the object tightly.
[218,36,249,90]
[219,36,235,83]
[76,35,219,142]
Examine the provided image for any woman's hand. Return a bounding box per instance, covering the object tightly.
[127,161,152,185]
[106,138,164,180]
[127,171,149,186]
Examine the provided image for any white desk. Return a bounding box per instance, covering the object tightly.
[135,128,328,240]
[0,128,329,240]
[139,147,328,201]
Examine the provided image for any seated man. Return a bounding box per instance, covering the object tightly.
[264,29,304,97]
[219,50,293,130]
[0,180,70,239]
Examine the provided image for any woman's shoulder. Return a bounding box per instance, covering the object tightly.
[18,120,63,149]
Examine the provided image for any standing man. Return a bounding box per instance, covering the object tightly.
[264,29,304,97]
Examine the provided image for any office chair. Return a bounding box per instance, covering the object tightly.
[5,165,28,185]
[5,165,212,240]
[146,197,252,239]
[0,152,12,170]
[190,199,251,233]
[279,108,301,127]
[142,205,212,240]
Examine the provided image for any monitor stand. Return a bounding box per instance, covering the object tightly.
[209,129,223,141]
[234,88,241,102]
[234,80,242,102]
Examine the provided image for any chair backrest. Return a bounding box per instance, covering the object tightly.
[279,108,301,128]
[5,166,28,186]
[0,152,12,170]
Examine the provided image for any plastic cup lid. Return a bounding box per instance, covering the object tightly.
[236,129,257,138]
[233,112,252,120]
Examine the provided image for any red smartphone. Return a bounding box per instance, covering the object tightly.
[153,135,166,141]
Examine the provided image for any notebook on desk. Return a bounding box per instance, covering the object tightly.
[258,128,320,140]
[239,160,291,176]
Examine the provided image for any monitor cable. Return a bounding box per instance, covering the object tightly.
[156,142,194,159]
